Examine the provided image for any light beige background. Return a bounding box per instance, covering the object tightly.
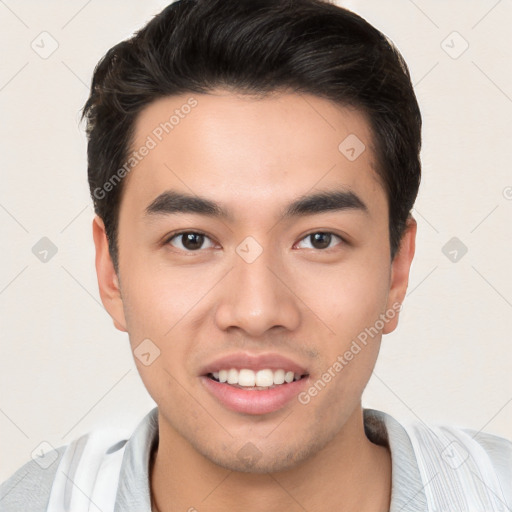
[1,0,511,480]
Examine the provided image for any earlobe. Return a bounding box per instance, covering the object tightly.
[92,215,128,332]
[382,216,417,334]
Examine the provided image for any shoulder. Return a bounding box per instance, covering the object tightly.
[1,427,130,512]
[0,411,155,512]
[364,409,512,510]
[403,420,512,506]
[455,425,512,484]
[0,444,67,511]
[406,420,512,471]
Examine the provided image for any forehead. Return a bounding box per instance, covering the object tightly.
[121,90,384,220]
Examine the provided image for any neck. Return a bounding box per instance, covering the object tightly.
[150,406,391,512]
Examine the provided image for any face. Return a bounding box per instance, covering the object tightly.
[93,90,416,473]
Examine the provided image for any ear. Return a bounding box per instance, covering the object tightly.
[92,215,127,332]
[382,216,417,334]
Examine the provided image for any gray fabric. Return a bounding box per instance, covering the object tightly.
[2,407,507,511]
[0,445,66,511]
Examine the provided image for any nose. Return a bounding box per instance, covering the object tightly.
[214,245,301,337]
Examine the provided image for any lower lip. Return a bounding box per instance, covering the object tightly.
[200,375,309,415]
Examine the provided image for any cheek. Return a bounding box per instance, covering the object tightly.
[293,254,390,339]
[119,274,194,405]
[120,257,203,335]
[118,259,209,381]
[292,253,390,403]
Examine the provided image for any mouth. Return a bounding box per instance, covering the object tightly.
[200,367,310,415]
[199,352,311,414]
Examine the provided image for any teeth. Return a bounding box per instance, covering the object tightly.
[255,369,274,387]
[227,368,238,385]
[209,368,304,387]
[273,369,285,385]
[239,369,255,386]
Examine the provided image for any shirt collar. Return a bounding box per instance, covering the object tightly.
[364,408,428,511]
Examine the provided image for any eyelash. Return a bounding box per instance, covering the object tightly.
[164,230,346,252]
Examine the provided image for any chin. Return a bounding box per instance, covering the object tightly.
[198,436,328,475]
[208,451,301,474]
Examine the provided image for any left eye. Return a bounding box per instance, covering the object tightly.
[296,232,343,250]
[167,232,215,251]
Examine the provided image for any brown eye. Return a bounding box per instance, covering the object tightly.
[167,231,214,251]
[310,232,331,249]
[296,232,343,250]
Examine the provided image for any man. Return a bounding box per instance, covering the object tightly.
[1,0,511,511]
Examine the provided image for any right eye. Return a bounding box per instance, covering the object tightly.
[165,231,216,252]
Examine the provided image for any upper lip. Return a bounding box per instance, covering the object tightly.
[199,352,309,376]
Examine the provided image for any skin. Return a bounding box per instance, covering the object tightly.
[93,90,416,512]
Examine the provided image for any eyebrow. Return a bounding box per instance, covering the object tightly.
[144,188,368,221]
